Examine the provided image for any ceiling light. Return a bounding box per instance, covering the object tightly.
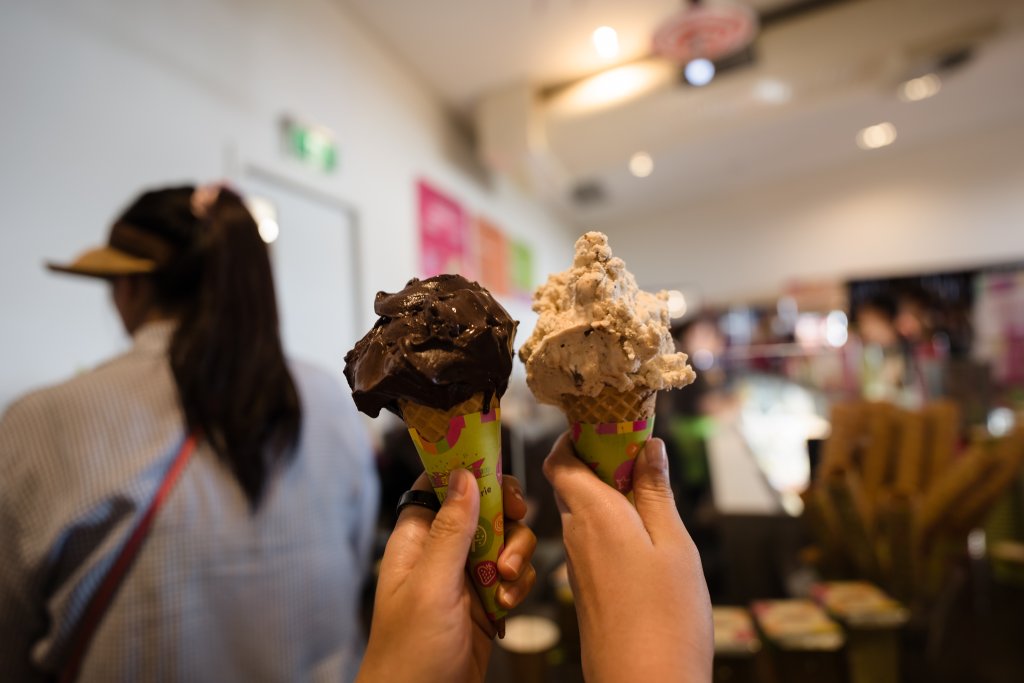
[899,73,941,102]
[856,122,897,150]
[754,79,791,104]
[629,151,654,178]
[245,195,280,244]
[592,26,619,60]
[684,58,715,87]
[546,60,676,116]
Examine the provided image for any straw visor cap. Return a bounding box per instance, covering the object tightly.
[46,222,177,278]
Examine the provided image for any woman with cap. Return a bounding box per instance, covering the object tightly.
[0,184,538,682]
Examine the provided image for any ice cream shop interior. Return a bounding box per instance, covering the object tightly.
[3,1,1024,682]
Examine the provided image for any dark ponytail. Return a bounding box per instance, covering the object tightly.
[120,186,301,507]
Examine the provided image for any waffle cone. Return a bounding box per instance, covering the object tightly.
[399,393,487,442]
[398,391,507,620]
[561,385,656,424]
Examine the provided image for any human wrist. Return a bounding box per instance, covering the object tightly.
[581,619,705,683]
[356,643,416,683]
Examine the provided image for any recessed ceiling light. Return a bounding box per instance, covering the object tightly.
[592,26,619,60]
[856,122,897,150]
[547,61,676,115]
[684,58,715,87]
[753,79,791,104]
[899,73,941,102]
[629,151,654,178]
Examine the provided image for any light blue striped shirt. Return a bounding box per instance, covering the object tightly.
[0,321,379,681]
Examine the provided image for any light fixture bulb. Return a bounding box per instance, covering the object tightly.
[684,58,715,87]
[629,151,654,178]
[899,73,941,102]
[754,79,791,104]
[856,122,897,150]
[592,26,619,60]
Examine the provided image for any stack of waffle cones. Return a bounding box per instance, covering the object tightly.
[561,386,658,501]
[398,392,508,621]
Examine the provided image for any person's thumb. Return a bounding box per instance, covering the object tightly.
[419,467,481,592]
[632,438,684,543]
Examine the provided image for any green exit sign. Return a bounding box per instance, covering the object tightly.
[281,117,337,173]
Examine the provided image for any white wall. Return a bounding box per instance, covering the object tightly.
[605,118,1024,306]
[0,0,575,408]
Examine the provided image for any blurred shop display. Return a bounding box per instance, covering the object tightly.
[690,263,1024,512]
[848,270,975,408]
[802,400,1024,603]
[974,267,1024,392]
[812,581,909,683]
[751,599,847,683]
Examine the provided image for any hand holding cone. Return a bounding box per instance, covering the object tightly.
[343,274,519,622]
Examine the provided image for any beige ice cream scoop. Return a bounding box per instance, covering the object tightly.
[518,231,695,408]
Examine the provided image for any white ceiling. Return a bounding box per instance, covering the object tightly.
[342,0,1024,228]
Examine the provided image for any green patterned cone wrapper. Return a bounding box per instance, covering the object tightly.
[407,407,507,621]
[570,418,656,504]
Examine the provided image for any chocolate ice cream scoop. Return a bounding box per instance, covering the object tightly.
[344,274,518,417]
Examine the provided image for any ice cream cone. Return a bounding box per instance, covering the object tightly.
[400,394,487,442]
[400,393,508,621]
[562,386,656,424]
[562,386,657,501]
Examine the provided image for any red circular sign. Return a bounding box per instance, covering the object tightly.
[652,3,758,64]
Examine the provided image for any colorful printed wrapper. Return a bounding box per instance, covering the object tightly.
[407,407,507,621]
[569,417,655,503]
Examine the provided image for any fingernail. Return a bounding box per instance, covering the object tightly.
[646,440,668,477]
[498,585,512,608]
[504,553,522,577]
[448,468,471,501]
[511,487,524,503]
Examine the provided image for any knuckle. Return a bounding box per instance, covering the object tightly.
[541,454,557,482]
[428,508,468,540]
[636,480,676,505]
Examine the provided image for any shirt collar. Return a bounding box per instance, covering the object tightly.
[132,319,178,354]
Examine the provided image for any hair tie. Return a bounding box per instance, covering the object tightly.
[191,183,223,220]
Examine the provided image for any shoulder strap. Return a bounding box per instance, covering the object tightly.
[59,434,198,683]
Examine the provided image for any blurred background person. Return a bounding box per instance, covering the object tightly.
[0,185,379,681]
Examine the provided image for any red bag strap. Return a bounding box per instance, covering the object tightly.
[59,434,198,683]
